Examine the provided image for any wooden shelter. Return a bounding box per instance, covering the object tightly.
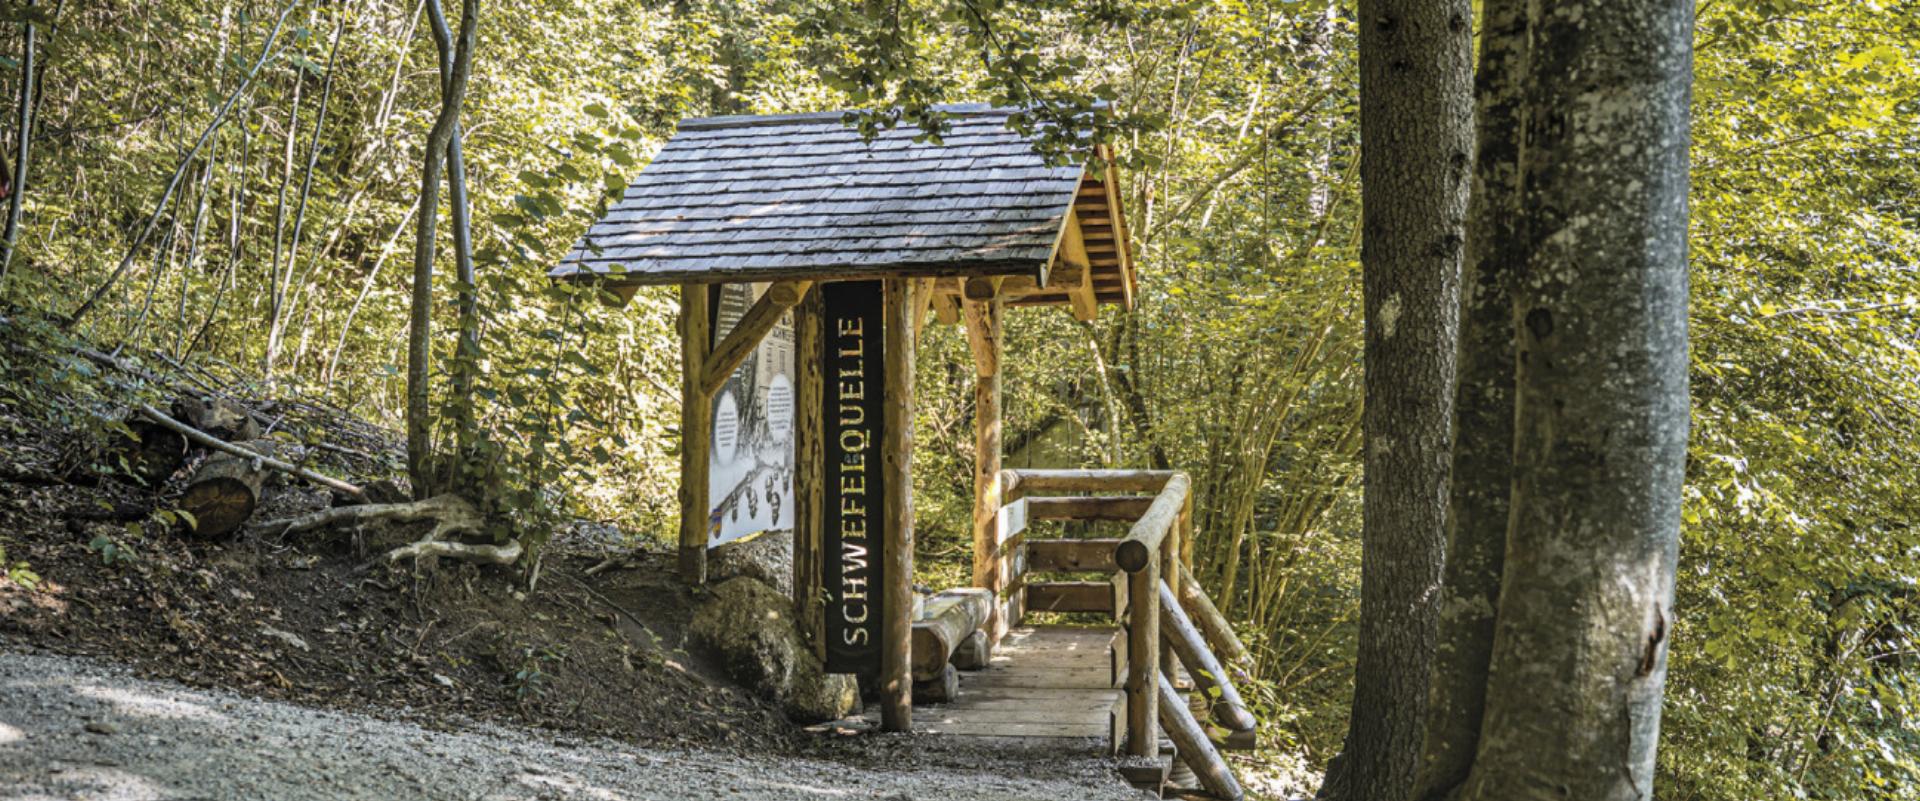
[551,105,1137,729]
[556,105,1252,798]
[553,109,1258,800]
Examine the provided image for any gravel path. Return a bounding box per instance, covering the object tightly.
[0,649,1147,801]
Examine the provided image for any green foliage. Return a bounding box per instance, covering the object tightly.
[0,1,1913,797]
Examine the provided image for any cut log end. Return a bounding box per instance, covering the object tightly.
[180,476,256,538]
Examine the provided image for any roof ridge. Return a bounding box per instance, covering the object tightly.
[676,103,1015,132]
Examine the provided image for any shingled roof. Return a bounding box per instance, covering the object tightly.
[549,105,1135,309]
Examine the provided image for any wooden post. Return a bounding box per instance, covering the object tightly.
[880,277,916,732]
[1127,552,1160,757]
[678,283,713,584]
[1160,492,1181,681]
[1157,672,1246,800]
[792,286,825,656]
[962,289,1006,646]
[1158,582,1256,732]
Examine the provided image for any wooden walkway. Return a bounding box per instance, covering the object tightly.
[914,626,1123,745]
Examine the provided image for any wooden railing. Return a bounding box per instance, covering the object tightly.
[990,468,1251,800]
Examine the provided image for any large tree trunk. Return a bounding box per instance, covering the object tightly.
[1455,1,1694,799]
[1320,1,1472,800]
[1409,2,1526,799]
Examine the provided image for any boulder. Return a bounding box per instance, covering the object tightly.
[708,530,793,597]
[689,577,856,722]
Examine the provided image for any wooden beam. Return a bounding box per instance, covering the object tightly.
[1025,581,1116,614]
[1055,214,1097,322]
[1098,145,1137,310]
[933,293,961,325]
[1157,672,1245,800]
[700,280,811,396]
[963,275,1005,301]
[1158,582,1256,732]
[913,276,937,338]
[677,283,713,584]
[1027,538,1122,573]
[1178,571,1252,669]
[1027,495,1155,521]
[880,277,916,732]
[1115,473,1190,573]
[1006,468,1175,494]
[963,290,1008,646]
[792,287,825,657]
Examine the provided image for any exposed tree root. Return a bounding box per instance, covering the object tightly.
[259,494,520,567]
[387,537,521,565]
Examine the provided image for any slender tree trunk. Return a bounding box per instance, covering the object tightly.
[1455,1,1693,799]
[1409,2,1526,798]
[428,0,479,465]
[0,0,37,285]
[66,0,296,328]
[1319,1,1472,800]
[264,64,304,376]
[405,0,477,497]
[267,10,344,379]
[326,198,418,386]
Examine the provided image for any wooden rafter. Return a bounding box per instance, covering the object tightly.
[700,279,811,395]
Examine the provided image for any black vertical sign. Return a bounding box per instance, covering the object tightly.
[822,280,886,675]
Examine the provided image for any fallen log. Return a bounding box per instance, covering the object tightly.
[911,588,992,681]
[118,417,189,485]
[179,439,303,538]
[171,396,260,442]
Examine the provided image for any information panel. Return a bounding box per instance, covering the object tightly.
[707,282,796,547]
[822,280,886,675]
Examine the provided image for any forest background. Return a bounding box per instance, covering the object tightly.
[0,1,1914,798]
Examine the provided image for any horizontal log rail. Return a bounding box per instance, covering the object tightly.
[1114,472,1189,573]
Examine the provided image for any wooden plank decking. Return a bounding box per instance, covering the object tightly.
[913,625,1123,744]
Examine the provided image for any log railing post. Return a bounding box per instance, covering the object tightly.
[1126,550,1161,757]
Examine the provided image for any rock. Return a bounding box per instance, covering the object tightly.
[688,577,856,723]
[708,531,793,597]
[260,626,309,652]
[84,720,117,735]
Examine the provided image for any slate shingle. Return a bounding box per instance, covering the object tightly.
[550,106,1085,285]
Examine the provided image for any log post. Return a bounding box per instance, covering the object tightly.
[1126,551,1161,757]
[880,277,916,732]
[962,289,1006,647]
[678,282,713,584]
[1160,484,1182,680]
[792,286,825,656]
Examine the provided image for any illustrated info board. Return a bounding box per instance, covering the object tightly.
[707,283,797,547]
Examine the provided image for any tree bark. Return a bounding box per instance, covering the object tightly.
[1456,1,1693,799]
[405,0,477,497]
[1409,2,1527,799]
[0,0,36,284]
[1320,1,1472,800]
[427,0,479,463]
